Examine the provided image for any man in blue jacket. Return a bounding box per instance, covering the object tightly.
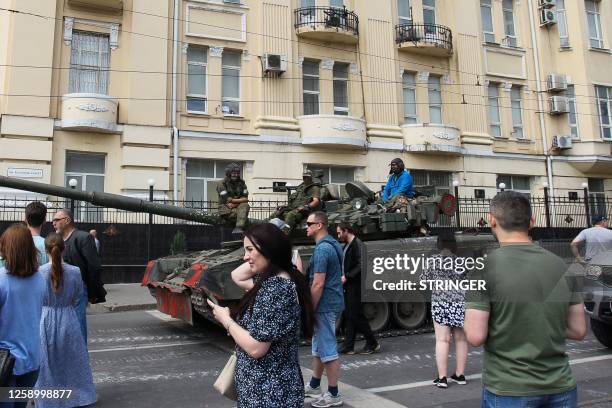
[382,158,415,204]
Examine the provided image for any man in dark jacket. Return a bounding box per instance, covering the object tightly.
[336,223,380,355]
[53,208,106,341]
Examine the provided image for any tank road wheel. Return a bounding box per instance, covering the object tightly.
[591,318,612,348]
[362,302,390,332]
[392,301,427,330]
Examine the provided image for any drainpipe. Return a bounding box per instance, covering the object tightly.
[527,0,554,195]
[172,0,180,202]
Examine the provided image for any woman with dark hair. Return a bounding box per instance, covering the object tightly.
[35,233,96,408]
[208,223,314,408]
[0,224,46,408]
[421,231,468,389]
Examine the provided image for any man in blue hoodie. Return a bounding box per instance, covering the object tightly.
[382,158,414,204]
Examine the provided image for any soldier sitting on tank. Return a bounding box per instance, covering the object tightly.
[216,163,250,234]
[273,170,322,230]
[380,158,415,211]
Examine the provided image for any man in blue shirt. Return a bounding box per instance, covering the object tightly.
[304,211,345,407]
[382,158,415,203]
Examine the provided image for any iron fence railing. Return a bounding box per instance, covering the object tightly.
[0,195,609,228]
[395,22,453,54]
[294,6,359,35]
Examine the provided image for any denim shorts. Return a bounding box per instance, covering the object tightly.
[482,387,577,408]
[311,312,339,363]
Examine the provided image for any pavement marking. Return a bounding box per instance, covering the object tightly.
[94,370,216,384]
[89,340,209,354]
[366,353,612,394]
[146,310,180,322]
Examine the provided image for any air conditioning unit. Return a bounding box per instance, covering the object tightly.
[549,96,569,114]
[262,53,287,74]
[552,135,573,150]
[547,74,567,92]
[539,0,556,8]
[540,9,557,26]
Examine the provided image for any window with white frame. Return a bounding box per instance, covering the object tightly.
[480,0,495,43]
[65,152,105,222]
[303,60,320,115]
[69,32,110,94]
[186,46,207,113]
[423,0,436,34]
[186,159,243,204]
[566,85,579,138]
[412,170,452,196]
[557,0,570,48]
[585,0,603,49]
[333,63,349,116]
[496,175,531,197]
[306,165,355,197]
[502,0,517,47]
[588,178,607,217]
[402,71,417,124]
[428,75,442,123]
[511,85,523,138]
[595,85,611,140]
[330,0,344,9]
[488,83,502,137]
[222,51,241,115]
[398,0,412,25]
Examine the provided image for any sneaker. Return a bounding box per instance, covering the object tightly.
[311,392,343,407]
[451,374,467,385]
[435,377,447,388]
[338,345,355,355]
[304,384,322,399]
[360,342,381,355]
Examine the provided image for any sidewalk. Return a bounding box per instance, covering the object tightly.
[87,283,156,314]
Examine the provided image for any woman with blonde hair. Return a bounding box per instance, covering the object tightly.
[0,224,46,408]
[34,233,96,408]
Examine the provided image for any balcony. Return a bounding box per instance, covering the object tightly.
[402,124,464,155]
[294,6,359,44]
[68,0,123,12]
[298,115,366,148]
[557,140,612,173]
[395,23,453,57]
[60,93,119,134]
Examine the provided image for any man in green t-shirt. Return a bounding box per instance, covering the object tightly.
[465,191,586,407]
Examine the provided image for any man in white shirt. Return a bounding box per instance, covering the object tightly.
[571,215,612,264]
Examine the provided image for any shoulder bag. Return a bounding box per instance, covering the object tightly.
[0,348,15,387]
[213,352,237,401]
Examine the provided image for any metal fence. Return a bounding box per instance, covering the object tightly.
[294,6,359,34]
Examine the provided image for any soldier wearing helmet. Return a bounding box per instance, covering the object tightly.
[273,169,322,230]
[382,158,415,205]
[216,163,250,234]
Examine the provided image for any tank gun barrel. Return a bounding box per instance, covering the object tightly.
[0,175,220,224]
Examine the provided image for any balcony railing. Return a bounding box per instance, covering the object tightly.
[395,22,453,55]
[294,6,359,36]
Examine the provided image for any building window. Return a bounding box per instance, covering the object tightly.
[488,83,502,137]
[596,85,611,140]
[497,175,531,197]
[511,85,523,138]
[186,159,242,203]
[412,170,452,196]
[588,178,607,217]
[402,72,417,124]
[398,0,412,25]
[428,75,442,123]
[585,0,603,49]
[186,47,207,113]
[480,0,495,43]
[330,0,344,8]
[557,0,570,48]
[333,63,349,116]
[69,32,110,94]
[222,51,241,115]
[423,0,436,32]
[306,165,355,198]
[303,60,320,115]
[567,85,579,138]
[65,152,105,222]
[502,0,517,47]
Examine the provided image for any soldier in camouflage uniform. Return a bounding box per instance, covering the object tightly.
[273,170,322,230]
[216,163,250,234]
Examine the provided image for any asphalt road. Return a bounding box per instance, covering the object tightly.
[87,310,612,408]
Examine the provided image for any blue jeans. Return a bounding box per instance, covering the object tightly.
[75,284,88,343]
[0,369,39,408]
[482,387,578,408]
[311,312,339,363]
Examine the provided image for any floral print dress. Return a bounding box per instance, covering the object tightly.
[421,254,466,327]
[235,276,304,408]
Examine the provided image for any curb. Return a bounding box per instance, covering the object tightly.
[87,302,157,315]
